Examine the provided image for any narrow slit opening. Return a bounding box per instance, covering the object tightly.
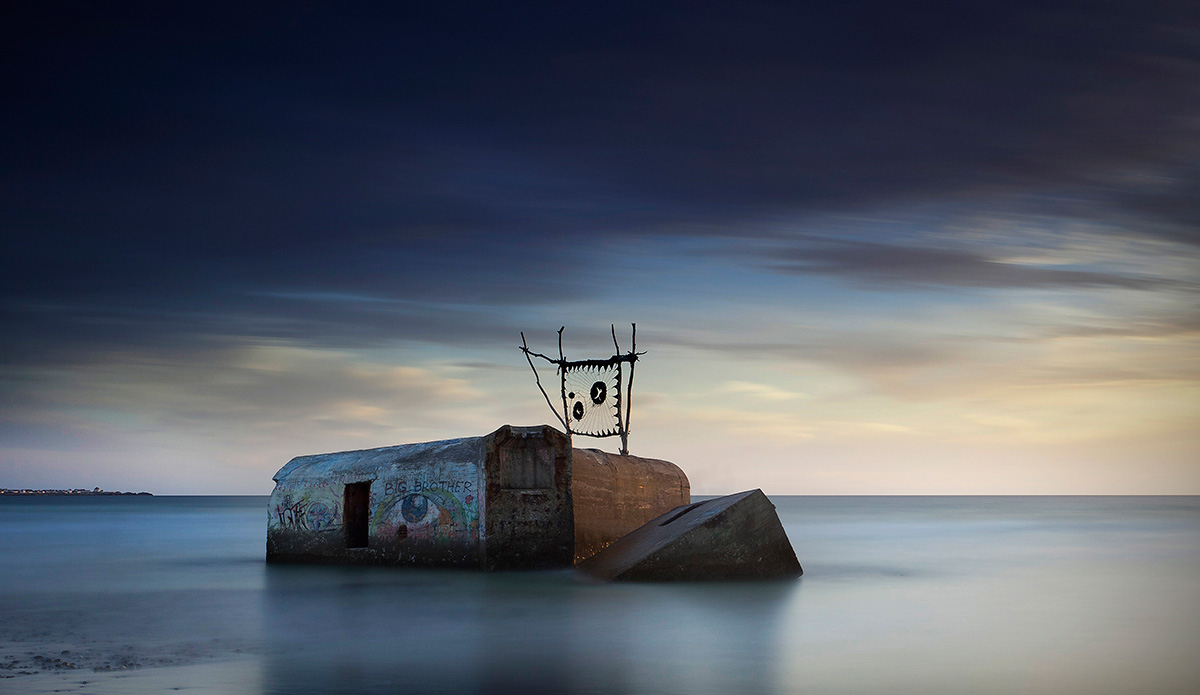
[660,501,704,526]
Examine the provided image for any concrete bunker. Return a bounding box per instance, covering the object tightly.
[267,424,689,569]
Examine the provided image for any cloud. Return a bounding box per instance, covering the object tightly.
[0,291,543,370]
[655,330,964,373]
[752,237,1165,289]
[678,407,815,441]
[717,381,806,401]
[2,2,1198,493]
[2,345,487,445]
[1103,161,1200,246]
[1037,312,1200,341]
[0,1,1195,381]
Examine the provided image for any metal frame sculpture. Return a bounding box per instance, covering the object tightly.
[520,324,644,455]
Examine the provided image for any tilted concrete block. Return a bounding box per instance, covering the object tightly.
[576,489,802,581]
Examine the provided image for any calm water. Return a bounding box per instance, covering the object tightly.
[2,496,1198,694]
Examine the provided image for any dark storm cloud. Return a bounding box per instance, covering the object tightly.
[2,0,1198,362]
[1104,162,1200,245]
[0,291,535,370]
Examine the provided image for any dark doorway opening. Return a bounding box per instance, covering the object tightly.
[344,481,371,548]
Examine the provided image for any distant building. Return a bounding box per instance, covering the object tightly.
[267,425,689,569]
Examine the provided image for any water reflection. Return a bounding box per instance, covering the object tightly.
[262,565,799,695]
[9,496,1193,694]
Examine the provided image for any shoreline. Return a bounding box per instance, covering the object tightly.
[3,656,260,695]
[0,489,152,496]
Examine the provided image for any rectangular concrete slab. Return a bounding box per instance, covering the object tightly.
[576,489,802,581]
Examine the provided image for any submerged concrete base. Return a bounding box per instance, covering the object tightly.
[576,489,802,581]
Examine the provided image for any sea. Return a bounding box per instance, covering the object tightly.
[1,495,1198,695]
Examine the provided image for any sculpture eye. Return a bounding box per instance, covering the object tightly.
[562,367,620,436]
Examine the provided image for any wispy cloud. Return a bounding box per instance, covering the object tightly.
[2,346,487,445]
[749,237,1166,290]
[717,381,806,402]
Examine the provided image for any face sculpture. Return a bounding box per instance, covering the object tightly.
[564,365,621,437]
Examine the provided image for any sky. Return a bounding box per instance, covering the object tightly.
[2,1,1198,495]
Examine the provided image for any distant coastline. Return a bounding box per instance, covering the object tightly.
[1,487,152,496]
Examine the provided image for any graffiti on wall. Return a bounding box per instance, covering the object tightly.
[274,493,341,532]
[373,476,479,543]
[269,462,482,546]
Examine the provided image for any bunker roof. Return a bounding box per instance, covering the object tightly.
[272,434,486,484]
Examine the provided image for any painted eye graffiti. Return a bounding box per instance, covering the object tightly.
[401,493,428,523]
[572,401,585,420]
[399,493,454,527]
[373,488,471,538]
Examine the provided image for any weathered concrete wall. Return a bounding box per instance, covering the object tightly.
[571,448,690,562]
[577,489,802,581]
[267,436,486,566]
[268,425,579,569]
[482,425,574,570]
